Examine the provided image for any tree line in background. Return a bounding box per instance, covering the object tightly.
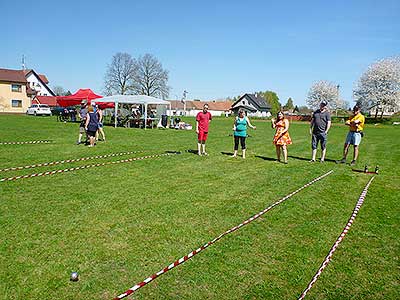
[52,53,398,118]
[227,55,399,117]
[307,55,400,117]
[103,52,170,98]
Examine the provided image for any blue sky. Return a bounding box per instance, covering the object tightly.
[1,0,399,106]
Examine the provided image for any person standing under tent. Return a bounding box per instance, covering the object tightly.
[272,111,292,164]
[196,104,212,156]
[231,109,256,159]
[76,100,88,145]
[310,100,331,162]
[85,105,99,147]
[95,105,106,142]
[336,105,365,166]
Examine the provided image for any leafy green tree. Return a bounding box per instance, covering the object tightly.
[258,90,281,115]
[284,97,294,111]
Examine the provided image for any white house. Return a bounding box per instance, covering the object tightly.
[231,93,271,117]
[23,69,55,97]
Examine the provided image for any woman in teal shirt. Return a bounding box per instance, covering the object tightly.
[232,109,256,158]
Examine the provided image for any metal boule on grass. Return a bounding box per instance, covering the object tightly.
[70,272,79,282]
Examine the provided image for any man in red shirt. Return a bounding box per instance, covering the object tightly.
[196,104,212,155]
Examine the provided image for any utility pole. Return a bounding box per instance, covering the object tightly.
[336,84,340,116]
[182,90,188,116]
[21,55,26,70]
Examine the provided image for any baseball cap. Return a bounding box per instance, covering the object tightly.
[81,100,87,105]
[320,100,328,107]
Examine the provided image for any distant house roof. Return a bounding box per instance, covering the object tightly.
[0,68,27,83]
[33,96,58,106]
[232,93,271,111]
[232,104,257,112]
[168,100,232,111]
[23,69,49,84]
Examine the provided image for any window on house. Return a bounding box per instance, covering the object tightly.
[11,84,22,92]
[11,100,22,107]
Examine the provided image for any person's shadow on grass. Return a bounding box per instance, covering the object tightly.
[288,155,336,163]
[187,149,199,155]
[255,155,276,161]
[221,151,234,156]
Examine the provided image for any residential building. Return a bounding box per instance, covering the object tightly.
[167,100,232,117]
[0,68,54,113]
[231,93,271,117]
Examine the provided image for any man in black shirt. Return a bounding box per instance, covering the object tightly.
[310,101,331,162]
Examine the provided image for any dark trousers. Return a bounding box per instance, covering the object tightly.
[234,136,246,150]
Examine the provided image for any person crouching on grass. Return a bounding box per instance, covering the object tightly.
[232,109,256,159]
[336,105,365,166]
[272,111,292,164]
[85,105,99,147]
[196,104,212,156]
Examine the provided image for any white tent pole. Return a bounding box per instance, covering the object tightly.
[144,103,148,130]
[114,102,118,128]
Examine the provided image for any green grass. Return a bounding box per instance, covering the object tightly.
[0,114,399,300]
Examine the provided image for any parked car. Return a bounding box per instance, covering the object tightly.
[26,104,52,116]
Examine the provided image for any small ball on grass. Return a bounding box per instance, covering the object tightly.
[70,272,79,282]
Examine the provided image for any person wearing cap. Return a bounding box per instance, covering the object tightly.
[310,100,331,162]
[196,104,212,155]
[336,105,365,166]
[76,100,88,145]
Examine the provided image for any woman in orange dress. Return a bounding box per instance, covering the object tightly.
[272,111,292,163]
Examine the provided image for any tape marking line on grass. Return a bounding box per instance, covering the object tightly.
[0,152,177,182]
[298,176,375,300]
[0,140,51,145]
[113,170,334,300]
[0,150,144,172]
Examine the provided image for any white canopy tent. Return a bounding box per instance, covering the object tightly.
[93,95,171,128]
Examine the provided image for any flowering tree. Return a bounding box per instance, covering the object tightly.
[307,80,344,113]
[353,56,400,117]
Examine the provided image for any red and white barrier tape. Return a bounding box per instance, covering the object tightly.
[0,150,143,172]
[114,170,334,299]
[0,140,51,145]
[0,153,176,182]
[298,176,375,300]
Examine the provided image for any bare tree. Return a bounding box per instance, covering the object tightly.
[131,54,170,98]
[104,52,137,95]
[353,56,400,117]
[52,85,66,96]
[307,80,344,114]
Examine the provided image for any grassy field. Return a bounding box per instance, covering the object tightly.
[0,114,399,300]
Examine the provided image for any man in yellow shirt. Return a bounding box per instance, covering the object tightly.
[336,105,365,166]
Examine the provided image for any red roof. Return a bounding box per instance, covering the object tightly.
[38,74,49,84]
[0,68,27,83]
[33,96,58,106]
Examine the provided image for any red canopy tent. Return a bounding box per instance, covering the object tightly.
[56,88,114,109]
